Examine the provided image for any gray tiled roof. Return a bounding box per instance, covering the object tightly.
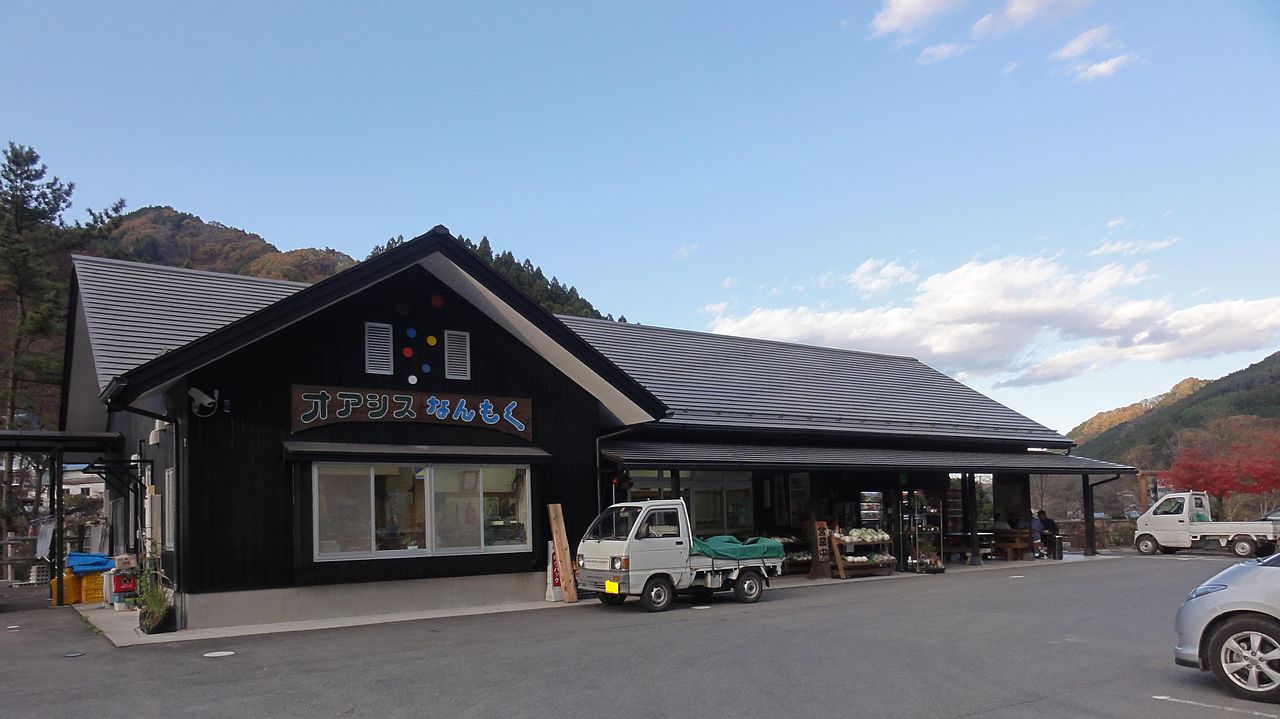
[601,440,1132,474]
[72,255,307,391]
[559,316,1071,446]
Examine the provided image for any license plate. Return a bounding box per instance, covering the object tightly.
[604,580,619,594]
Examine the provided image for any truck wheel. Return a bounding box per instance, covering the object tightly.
[640,576,673,612]
[1231,537,1257,558]
[1135,535,1160,555]
[1208,614,1280,702]
[733,570,763,604]
[597,593,626,606]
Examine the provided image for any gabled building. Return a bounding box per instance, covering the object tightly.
[61,227,1131,628]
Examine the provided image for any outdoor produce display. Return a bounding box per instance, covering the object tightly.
[834,528,891,544]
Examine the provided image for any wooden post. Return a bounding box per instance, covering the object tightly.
[808,520,831,579]
[546,503,578,604]
[1082,474,1097,556]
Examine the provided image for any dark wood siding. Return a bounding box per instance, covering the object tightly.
[182,265,602,593]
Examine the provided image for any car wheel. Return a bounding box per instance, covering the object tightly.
[733,570,763,604]
[1208,615,1280,702]
[1136,535,1160,555]
[597,593,626,606]
[639,576,673,612]
[1232,537,1258,558]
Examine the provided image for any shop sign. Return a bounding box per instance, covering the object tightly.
[808,521,831,580]
[290,385,532,440]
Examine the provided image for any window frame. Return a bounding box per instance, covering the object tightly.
[312,462,531,562]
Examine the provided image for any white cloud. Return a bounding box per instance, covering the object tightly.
[1106,217,1125,230]
[1070,54,1136,81]
[721,276,737,289]
[917,42,971,64]
[816,272,835,289]
[843,259,919,295]
[702,301,729,316]
[707,253,1280,388]
[871,0,966,43]
[1088,237,1180,256]
[1051,24,1114,60]
[1003,61,1021,75]
[972,0,1090,39]
[673,243,699,261]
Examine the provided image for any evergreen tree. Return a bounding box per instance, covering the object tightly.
[0,143,123,534]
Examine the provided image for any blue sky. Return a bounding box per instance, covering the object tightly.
[4,1,1279,435]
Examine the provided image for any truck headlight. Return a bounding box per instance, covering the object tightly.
[610,556,628,571]
[576,554,584,568]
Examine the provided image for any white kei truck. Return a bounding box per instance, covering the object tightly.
[574,499,784,612]
[1134,491,1280,558]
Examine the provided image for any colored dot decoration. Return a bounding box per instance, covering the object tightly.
[426,335,437,347]
[431,294,445,309]
[401,347,414,358]
[407,375,418,385]
[420,363,432,373]
[406,328,417,338]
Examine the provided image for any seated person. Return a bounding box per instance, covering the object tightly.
[1030,512,1047,559]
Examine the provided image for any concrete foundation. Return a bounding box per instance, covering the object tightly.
[181,571,547,629]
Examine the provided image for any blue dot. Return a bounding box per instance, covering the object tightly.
[420,363,431,373]
[406,327,417,338]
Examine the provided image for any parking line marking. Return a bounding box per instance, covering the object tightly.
[1152,695,1280,718]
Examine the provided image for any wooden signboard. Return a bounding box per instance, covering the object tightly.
[547,503,577,604]
[808,520,831,580]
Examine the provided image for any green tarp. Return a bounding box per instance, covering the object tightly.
[691,535,785,560]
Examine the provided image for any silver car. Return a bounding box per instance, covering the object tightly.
[1176,553,1280,702]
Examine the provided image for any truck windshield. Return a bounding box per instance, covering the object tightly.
[584,506,642,541]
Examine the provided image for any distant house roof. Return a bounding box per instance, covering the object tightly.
[72,255,307,392]
[559,316,1072,448]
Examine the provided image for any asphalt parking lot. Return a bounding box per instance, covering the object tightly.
[1,553,1271,719]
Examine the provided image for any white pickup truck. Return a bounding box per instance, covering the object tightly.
[574,499,784,612]
[1135,491,1280,557]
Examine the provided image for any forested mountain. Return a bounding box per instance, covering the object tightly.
[1076,351,1280,467]
[368,235,613,320]
[1068,377,1209,445]
[91,206,357,282]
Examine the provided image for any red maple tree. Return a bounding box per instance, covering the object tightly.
[1165,416,1280,518]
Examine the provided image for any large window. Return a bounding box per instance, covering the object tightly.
[313,463,531,561]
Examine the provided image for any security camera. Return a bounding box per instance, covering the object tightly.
[188,388,217,408]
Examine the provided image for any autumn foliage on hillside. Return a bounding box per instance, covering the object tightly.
[1162,415,1280,519]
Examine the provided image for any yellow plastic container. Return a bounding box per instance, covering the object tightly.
[80,572,105,603]
[49,573,82,604]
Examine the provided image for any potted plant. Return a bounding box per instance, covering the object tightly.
[137,543,175,634]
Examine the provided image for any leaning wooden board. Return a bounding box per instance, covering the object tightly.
[547,503,578,603]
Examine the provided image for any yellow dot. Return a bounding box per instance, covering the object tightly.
[426,335,437,346]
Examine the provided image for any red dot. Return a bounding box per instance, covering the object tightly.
[431,294,445,309]
[401,347,414,358]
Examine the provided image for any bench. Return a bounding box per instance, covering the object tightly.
[991,528,1033,561]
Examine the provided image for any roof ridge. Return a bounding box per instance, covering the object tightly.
[72,254,313,289]
[556,314,918,363]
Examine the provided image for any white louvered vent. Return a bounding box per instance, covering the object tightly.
[364,322,394,375]
[444,330,471,380]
